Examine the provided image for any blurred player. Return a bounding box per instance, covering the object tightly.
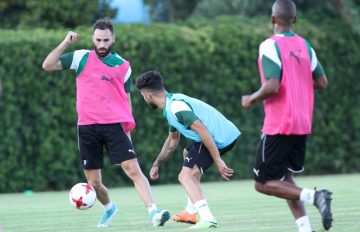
[241,1,332,231]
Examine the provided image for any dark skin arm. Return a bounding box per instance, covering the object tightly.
[242,73,327,109]
[242,78,280,109]
[313,75,328,90]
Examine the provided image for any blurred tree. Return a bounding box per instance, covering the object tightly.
[144,0,201,22]
[191,0,343,19]
[330,0,360,34]
[0,0,117,29]
[144,0,359,35]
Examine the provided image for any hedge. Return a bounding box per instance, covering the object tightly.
[0,16,359,193]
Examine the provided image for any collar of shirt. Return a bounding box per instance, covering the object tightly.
[162,92,173,119]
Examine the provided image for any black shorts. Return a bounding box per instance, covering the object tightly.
[254,134,307,183]
[183,139,237,173]
[77,123,138,169]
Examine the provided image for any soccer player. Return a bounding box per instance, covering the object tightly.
[136,70,241,229]
[241,0,333,231]
[42,17,170,228]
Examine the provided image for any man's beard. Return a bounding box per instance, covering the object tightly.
[94,45,112,57]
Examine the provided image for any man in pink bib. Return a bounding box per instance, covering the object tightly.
[42,17,169,228]
[242,1,332,231]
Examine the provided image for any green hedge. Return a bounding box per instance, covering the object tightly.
[0,16,359,193]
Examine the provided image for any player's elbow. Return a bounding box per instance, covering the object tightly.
[42,61,51,71]
[265,78,280,94]
[315,76,328,90]
[319,78,328,90]
[42,60,58,72]
[269,85,279,94]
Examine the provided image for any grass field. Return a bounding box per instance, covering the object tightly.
[0,174,359,232]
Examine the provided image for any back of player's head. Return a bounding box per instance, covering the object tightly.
[272,0,296,24]
[93,17,114,33]
[136,70,165,93]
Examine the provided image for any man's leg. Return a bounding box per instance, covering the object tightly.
[283,172,308,218]
[255,172,334,232]
[178,166,217,229]
[84,169,110,205]
[172,149,198,224]
[121,158,170,226]
[121,158,154,206]
[284,172,313,232]
[84,169,118,227]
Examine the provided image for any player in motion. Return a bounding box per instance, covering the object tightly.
[42,17,169,228]
[242,0,332,231]
[136,70,240,229]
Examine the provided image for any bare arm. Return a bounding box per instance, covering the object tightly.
[242,78,280,109]
[314,75,328,90]
[42,31,79,71]
[150,131,181,181]
[190,120,234,180]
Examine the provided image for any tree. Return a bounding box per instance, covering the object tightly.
[330,0,360,34]
[143,0,359,35]
[144,0,201,22]
[191,0,273,19]
[0,0,117,29]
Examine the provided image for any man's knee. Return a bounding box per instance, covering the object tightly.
[255,181,265,193]
[122,159,142,179]
[178,168,196,185]
[88,179,102,189]
[255,181,272,195]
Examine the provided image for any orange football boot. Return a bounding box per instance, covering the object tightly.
[172,210,198,224]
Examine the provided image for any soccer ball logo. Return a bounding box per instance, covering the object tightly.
[69,183,97,210]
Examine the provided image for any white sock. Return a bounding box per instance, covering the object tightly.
[104,202,113,211]
[194,199,214,221]
[296,216,312,232]
[300,188,315,204]
[147,203,157,216]
[185,197,197,214]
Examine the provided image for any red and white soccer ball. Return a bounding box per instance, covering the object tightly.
[69,183,97,210]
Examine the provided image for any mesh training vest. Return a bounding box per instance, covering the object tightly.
[258,35,313,135]
[76,51,135,132]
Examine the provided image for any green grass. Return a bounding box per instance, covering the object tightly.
[1,174,359,232]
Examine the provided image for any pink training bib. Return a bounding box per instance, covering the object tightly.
[258,35,314,135]
[76,51,135,132]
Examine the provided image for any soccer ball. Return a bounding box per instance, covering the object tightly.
[69,183,97,210]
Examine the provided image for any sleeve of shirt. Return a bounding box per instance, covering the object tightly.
[259,39,282,79]
[170,100,199,128]
[59,49,89,71]
[309,47,326,80]
[124,66,134,93]
[59,52,74,70]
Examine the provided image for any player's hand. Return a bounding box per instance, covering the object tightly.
[150,165,160,181]
[242,95,252,109]
[64,31,79,44]
[215,159,234,181]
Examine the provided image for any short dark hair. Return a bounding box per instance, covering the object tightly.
[93,17,113,33]
[272,0,296,23]
[135,71,165,92]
